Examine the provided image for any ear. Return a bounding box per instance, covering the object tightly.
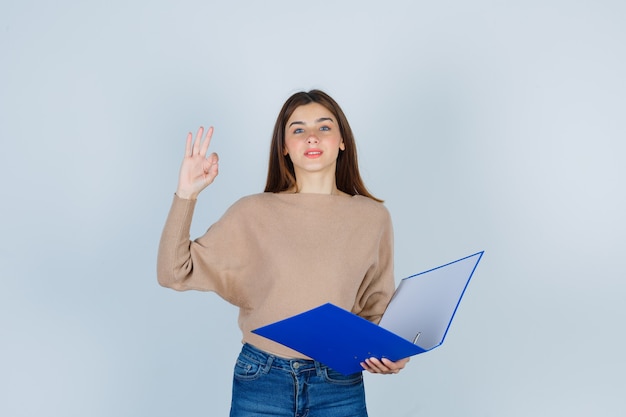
[339,141,345,151]
[283,147,289,156]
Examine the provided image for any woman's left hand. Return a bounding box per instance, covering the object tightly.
[361,357,410,374]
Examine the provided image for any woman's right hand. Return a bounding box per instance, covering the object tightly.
[175,126,219,200]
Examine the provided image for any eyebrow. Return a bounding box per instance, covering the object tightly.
[288,117,335,127]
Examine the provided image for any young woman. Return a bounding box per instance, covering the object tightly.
[158,90,409,416]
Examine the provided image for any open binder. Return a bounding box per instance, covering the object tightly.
[252,251,484,375]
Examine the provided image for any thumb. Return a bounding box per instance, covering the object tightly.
[203,153,219,184]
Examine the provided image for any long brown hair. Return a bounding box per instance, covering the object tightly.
[264,89,381,202]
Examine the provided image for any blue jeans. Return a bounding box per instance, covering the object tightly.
[230,343,368,417]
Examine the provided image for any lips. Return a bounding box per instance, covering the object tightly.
[304,149,323,158]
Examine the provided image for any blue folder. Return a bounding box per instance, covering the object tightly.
[252,251,484,375]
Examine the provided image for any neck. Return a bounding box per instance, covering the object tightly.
[293,171,339,195]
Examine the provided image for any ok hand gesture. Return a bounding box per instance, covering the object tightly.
[176,126,219,200]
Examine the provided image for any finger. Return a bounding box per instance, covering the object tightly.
[192,126,204,155]
[207,152,219,166]
[372,358,403,374]
[206,156,219,181]
[380,358,403,372]
[199,126,214,157]
[199,154,219,187]
[381,358,399,367]
[376,360,395,373]
[363,358,388,374]
[184,132,193,157]
[360,361,376,373]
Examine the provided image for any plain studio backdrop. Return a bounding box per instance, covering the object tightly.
[1,1,624,416]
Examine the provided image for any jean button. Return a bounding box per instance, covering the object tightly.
[293,362,300,369]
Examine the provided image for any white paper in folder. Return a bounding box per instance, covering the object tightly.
[379,251,484,351]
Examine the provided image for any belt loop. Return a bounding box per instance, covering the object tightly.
[314,360,324,377]
[262,352,274,374]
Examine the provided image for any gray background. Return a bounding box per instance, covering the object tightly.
[1,1,624,416]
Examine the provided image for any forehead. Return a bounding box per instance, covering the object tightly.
[286,102,335,124]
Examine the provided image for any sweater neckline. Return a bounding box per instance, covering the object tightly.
[274,191,355,198]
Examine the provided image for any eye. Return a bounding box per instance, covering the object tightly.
[319,126,331,131]
[293,128,304,134]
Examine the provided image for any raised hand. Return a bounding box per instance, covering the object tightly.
[176,126,219,200]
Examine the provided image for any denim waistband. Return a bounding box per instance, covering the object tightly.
[239,343,327,375]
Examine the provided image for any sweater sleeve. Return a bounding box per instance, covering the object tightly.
[156,194,208,291]
[156,194,251,303]
[352,206,396,324]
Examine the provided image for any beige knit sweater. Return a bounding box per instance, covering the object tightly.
[157,192,395,358]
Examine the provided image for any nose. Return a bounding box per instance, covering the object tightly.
[306,134,319,144]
